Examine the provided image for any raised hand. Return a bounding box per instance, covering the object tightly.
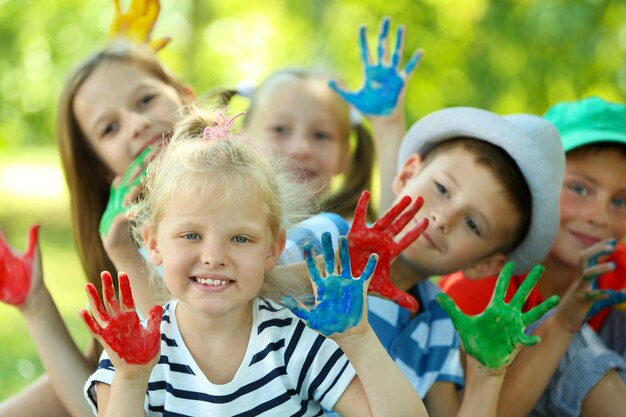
[283,233,377,337]
[581,239,626,320]
[99,147,151,238]
[108,0,171,51]
[79,271,162,366]
[0,225,39,306]
[329,16,423,116]
[347,190,428,312]
[436,262,560,371]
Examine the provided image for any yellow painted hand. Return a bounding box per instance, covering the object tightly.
[108,0,170,51]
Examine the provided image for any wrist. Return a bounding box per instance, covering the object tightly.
[20,285,52,317]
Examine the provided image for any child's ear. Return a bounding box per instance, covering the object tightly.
[143,227,163,266]
[463,253,508,279]
[392,154,423,196]
[265,230,286,272]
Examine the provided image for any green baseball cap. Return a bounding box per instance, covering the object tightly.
[543,96,626,152]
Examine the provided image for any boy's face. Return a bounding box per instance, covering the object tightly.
[550,149,626,268]
[392,147,522,277]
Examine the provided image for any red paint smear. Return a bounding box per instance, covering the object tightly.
[0,225,39,306]
[348,191,428,312]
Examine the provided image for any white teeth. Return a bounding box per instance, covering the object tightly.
[197,278,228,286]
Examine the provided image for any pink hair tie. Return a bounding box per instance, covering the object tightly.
[202,112,245,141]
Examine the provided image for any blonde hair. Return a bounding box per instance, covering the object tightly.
[132,105,313,303]
[56,40,189,286]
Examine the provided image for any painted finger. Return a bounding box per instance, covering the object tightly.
[510,265,545,309]
[359,25,371,66]
[84,283,110,325]
[491,262,515,304]
[375,195,411,230]
[436,293,465,323]
[396,218,428,253]
[582,261,615,283]
[321,232,336,276]
[359,253,377,283]
[390,25,405,69]
[303,243,323,286]
[376,17,390,65]
[282,296,311,321]
[338,236,351,277]
[388,195,424,236]
[118,272,135,310]
[328,80,357,104]
[147,304,163,333]
[25,225,40,260]
[401,49,424,78]
[78,309,104,338]
[517,332,542,347]
[522,294,560,326]
[101,271,121,314]
[351,190,370,230]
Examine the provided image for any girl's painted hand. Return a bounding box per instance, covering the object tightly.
[436,262,560,371]
[108,0,171,51]
[0,225,40,307]
[283,233,377,338]
[347,190,428,312]
[329,16,423,116]
[99,147,151,238]
[79,271,162,376]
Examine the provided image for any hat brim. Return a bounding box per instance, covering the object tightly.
[561,129,626,152]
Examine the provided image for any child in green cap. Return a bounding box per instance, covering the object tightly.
[440,96,626,417]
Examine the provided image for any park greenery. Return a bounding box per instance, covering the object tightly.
[1,0,626,400]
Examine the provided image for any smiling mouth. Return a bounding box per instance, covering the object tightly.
[135,134,165,158]
[421,232,439,250]
[569,230,601,248]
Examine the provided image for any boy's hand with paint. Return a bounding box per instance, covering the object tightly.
[437,262,560,371]
[79,271,163,378]
[283,232,377,338]
[347,190,428,312]
[0,225,40,308]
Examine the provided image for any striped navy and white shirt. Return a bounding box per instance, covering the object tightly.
[85,298,355,416]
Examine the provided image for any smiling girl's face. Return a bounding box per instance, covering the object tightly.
[73,60,183,177]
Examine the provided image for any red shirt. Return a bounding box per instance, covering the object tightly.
[438,243,626,332]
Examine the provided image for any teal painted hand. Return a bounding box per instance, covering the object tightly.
[582,239,626,319]
[329,16,423,116]
[99,147,151,237]
[283,232,377,337]
[436,262,560,370]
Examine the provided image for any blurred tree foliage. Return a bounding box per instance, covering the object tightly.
[1,0,626,152]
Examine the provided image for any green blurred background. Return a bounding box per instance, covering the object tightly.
[1,0,626,400]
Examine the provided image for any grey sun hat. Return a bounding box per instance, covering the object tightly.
[397,107,565,274]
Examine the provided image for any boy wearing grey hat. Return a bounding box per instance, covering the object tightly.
[284,106,565,415]
[441,96,626,417]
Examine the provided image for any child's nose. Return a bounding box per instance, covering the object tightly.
[286,135,312,160]
[201,242,227,268]
[429,207,455,235]
[128,111,151,139]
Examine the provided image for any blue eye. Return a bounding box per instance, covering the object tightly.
[569,183,589,196]
[233,236,249,244]
[270,125,288,135]
[466,218,481,236]
[182,232,200,241]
